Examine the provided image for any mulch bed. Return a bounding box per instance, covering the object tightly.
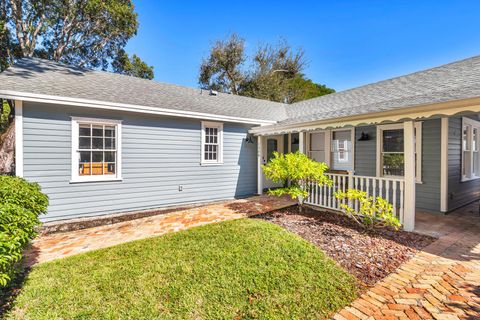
[254,206,436,288]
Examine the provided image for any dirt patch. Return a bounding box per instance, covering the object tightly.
[255,206,436,288]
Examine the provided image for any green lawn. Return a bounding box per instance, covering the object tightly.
[7,219,358,319]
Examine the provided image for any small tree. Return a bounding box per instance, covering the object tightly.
[262,152,332,211]
[335,189,401,230]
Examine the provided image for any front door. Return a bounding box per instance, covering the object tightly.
[262,135,284,190]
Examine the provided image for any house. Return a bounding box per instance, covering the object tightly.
[1,56,480,231]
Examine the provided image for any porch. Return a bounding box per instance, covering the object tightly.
[255,120,419,231]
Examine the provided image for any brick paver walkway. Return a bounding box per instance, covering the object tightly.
[334,203,480,320]
[25,195,295,265]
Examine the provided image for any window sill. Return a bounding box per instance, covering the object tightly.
[461,176,480,182]
[200,162,224,166]
[69,177,123,184]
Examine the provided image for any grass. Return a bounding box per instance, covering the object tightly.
[6,219,358,319]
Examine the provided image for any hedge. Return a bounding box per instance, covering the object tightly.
[0,176,48,286]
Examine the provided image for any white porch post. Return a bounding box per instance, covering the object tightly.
[15,100,23,178]
[440,118,449,212]
[403,121,416,231]
[257,135,263,195]
[299,131,305,153]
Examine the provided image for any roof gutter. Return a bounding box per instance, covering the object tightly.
[0,90,278,126]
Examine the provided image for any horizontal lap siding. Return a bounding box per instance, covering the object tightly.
[23,102,257,222]
[354,121,441,213]
[448,117,480,211]
[416,119,441,212]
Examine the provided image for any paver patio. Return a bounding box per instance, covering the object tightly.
[24,195,295,265]
[334,202,480,320]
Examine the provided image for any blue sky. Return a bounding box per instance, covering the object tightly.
[125,1,480,92]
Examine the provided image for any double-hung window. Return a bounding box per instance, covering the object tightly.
[71,117,122,182]
[201,121,223,165]
[377,123,422,182]
[462,117,480,181]
[331,129,353,170]
[307,128,354,171]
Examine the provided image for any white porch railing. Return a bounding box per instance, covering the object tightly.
[305,172,405,224]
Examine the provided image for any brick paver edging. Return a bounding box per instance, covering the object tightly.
[333,237,480,320]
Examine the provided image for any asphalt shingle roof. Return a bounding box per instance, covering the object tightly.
[1,55,480,126]
[283,55,480,125]
[0,58,287,122]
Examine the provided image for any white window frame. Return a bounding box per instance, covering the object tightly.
[331,128,354,166]
[201,121,223,165]
[70,117,122,183]
[337,140,347,162]
[306,128,354,170]
[461,117,480,182]
[376,122,422,183]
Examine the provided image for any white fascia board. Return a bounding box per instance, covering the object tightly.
[249,97,480,135]
[0,90,277,126]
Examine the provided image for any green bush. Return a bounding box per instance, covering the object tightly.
[334,189,401,230]
[262,152,332,211]
[0,176,48,216]
[0,176,48,286]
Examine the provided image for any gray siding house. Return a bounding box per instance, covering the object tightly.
[2,56,480,231]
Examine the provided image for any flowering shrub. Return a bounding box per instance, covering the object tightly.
[262,152,332,211]
[334,189,401,230]
[0,176,48,286]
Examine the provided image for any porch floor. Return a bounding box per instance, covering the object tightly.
[334,203,480,320]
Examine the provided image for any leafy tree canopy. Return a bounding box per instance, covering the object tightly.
[112,50,154,80]
[0,0,153,78]
[199,34,335,103]
[199,33,245,95]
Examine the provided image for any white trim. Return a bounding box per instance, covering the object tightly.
[299,132,305,153]
[331,127,355,171]
[70,117,123,183]
[403,121,416,231]
[250,96,480,136]
[305,128,353,170]
[461,117,480,182]
[376,122,422,183]
[440,117,449,212]
[71,116,123,124]
[201,121,224,165]
[262,135,285,189]
[257,136,263,194]
[14,100,23,177]
[0,91,276,125]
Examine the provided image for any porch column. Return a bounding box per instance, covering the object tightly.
[440,118,449,212]
[299,131,305,153]
[15,100,23,178]
[257,135,263,195]
[403,121,416,231]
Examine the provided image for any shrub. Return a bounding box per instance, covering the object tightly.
[334,189,401,230]
[0,176,48,286]
[0,176,48,216]
[262,152,332,211]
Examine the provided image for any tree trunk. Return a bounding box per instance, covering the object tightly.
[0,121,15,174]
